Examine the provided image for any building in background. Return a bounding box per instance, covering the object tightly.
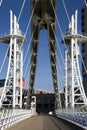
[81,5,87,96]
[32,90,55,114]
[0,78,25,98]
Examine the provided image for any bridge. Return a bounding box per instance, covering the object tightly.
[0,0,87,130]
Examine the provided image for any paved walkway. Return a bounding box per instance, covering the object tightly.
[6,115,84,130]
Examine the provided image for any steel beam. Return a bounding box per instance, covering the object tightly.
[28,0,60,109]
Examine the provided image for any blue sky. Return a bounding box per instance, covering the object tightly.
[0,0,86,91]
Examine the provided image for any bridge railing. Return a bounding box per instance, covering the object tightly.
[55,109,87,129]
[0,109,32,130]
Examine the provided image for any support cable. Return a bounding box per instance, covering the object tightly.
[19,0,37,48]
[23,27,36,65]
[23,35,31,65]
[57,54,64,91]
[0,1,36,80]
[18,0,26,22]
[22,2,37,88]
[51,0,87,75]
[51,1,66,97]
[24,52,31,78]
[61,0,87,74]
[51,1,74,107]
[25,59,31,89]
[79,49,87,73]
[61,0,70,23]
[0,45,9,75]
[51,0,67,50]
[51,19,64,65]
[51,25,65,92]
[25,71,29,89]
[0,0,3,6]
[58,79,65,107]
[24,2,37,38]
[0,1,37,106]
[55,39,65,108]
[54,30,64,65]
[23,25,37,87]
[50,17,65,106]
[24,46,33,89]
[84,0,87,6]
[19,0,37,81]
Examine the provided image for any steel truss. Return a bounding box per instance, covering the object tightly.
[0,10,25,108]
[28,0,61,109]
[63,10,87,111]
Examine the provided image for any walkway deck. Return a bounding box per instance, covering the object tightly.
[6,115,84,130]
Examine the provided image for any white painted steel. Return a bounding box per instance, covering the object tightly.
[13,15,17,108]
[20,51,23,108]
[55,109,87,129]
[0,10,25,108]
[64,10,87,110]
[64,50,68,108]
[0,109,32,130]
[71,15,74,109]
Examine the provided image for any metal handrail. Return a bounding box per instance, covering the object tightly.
[55,109,87,129]
[0,109,32,130]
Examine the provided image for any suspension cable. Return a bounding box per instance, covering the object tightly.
[0,1,37,106]
[21,0,37,80]
[79,49,87,73]
[25,70,30,89]
[18,0,26,22]
[48,18,65,101]
[51,0,67,50]
[50,5,65,65]
[20,0,37,48]
[84,0,87,6]
[50,0,66,95]
[57,53,64,91]
[23,2,37,88]
[0,45,9,75]
[24,59,30,79]
[23,35,31,65]
[24,47,33,89]
[25,57,31,89]
[58,78,65,108]
[52,28,64,65]
[24,2,37,38]
[0,0,26,84]
[24,51,31,78]
[0,0,3,6]
[55,37,65,107]
[51,0,87,75]
[23,26,36,65]
[61,0,70,23]
[62,0,87,74]
[52,27,65,91]
[23,27,38,89]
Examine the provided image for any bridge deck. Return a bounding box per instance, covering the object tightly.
[6,115,84,130]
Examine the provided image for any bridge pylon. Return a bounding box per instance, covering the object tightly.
[63,10,87,111]
[0,10,25,108]
[27,0,61,109]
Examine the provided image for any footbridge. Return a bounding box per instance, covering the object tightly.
[0,0,87,130]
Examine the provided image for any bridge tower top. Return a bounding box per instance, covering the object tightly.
[63,10,87,111]
[31,0,56,29]
[0,10,25,44]
[0,10,25,108]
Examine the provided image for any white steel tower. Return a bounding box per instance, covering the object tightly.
[0,10,25,108]
[63,10,87,111]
